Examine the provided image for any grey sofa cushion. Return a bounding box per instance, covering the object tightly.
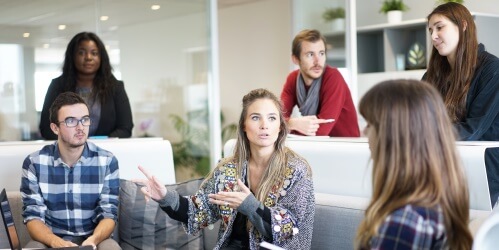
[312,193,368,250]
[119,178,205,250]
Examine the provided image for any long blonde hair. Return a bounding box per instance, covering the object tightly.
[356,80,472,249]
[203,89,307,202]
[233,88,298,201]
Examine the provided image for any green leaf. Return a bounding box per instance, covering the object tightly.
[407,42,426,68]
[379,0,410,14]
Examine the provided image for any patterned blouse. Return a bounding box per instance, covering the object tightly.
[369,205,447,249]
[159,149,315,250]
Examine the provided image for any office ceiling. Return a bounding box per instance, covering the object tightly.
[0,0,265,49]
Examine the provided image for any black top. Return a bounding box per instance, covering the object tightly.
[455,44,499,141]
[424,44,499,205]
[160,178,273,247]
[39,76,134,139]
[463,44,499,206]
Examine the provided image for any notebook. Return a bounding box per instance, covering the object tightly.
[0,188,93,250]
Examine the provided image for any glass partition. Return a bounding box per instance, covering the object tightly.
[0,0,218,181]
[292,0,357,103]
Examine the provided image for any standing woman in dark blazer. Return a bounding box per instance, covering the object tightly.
[39,31,133,139]
[423,2,499,206]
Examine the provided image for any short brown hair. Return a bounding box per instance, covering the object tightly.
[291,29,327,58]
[49,92,88,125]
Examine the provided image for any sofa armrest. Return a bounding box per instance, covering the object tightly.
[470,209,492,236]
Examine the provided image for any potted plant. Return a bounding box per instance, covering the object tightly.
[169,108,237,181]
[322,7,346,32]
[379,0,409,24]
[437,0,464,3]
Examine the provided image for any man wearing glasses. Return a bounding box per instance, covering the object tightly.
[20,92,120,249]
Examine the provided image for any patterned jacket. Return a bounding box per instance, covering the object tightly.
[184,151,315,249]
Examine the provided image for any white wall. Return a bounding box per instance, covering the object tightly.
[356,0,499,27]
[218,0,292,126]
[293,0,346,34]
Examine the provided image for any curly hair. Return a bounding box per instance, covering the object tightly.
[61,31,117,103]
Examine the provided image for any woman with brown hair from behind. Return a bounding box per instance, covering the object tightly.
[356,79,472,249]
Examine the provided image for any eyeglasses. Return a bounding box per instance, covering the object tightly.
[58,116,91,127]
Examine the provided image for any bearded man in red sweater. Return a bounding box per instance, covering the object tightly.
[281,29,360,137]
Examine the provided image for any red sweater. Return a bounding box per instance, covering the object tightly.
[280,66,360,137]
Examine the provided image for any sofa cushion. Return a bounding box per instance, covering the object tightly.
[119,178,204,250]
[312,193,368,250]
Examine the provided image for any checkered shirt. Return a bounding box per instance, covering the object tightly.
[20,141,119,237]
[369,204,447,249]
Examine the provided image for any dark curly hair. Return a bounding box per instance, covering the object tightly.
[61,31,117,103]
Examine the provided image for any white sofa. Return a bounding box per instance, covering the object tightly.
[0,137,177,192]
[224,137,497,211]
[222,137,497,249]
[2,190,490,250]
[1,137,495,249]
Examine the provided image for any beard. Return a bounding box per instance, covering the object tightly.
[60,132,87,148]
[299,61,324,80]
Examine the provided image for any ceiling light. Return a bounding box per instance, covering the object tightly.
[23,33,30,38]
[100,16,109,21]
[58,25,66,30]
[43,44,50,49]
[151,5,160,10]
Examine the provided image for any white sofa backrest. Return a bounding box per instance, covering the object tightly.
[223,137,496,211]
[0,138,176,191]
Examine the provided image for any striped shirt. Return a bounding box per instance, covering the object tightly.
[20,141,119,238]
[369,205,447,249]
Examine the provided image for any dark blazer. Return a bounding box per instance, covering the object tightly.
[423,44,499,205]
[39,76,134,140]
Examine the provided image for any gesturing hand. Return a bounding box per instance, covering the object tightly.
[289,115,333,136]
[208,179,252,209]
[132,165,167,202]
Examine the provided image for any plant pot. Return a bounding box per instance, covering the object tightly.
[387,10,403,24]
[331,18,345,32]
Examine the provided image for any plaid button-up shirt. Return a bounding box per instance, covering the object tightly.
[369,205,446,249]
[21,141,119,238]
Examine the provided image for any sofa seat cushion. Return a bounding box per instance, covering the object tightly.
[119,178,204,250]
[312,193,369,250]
